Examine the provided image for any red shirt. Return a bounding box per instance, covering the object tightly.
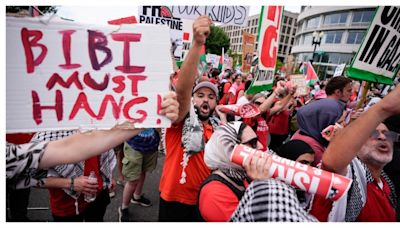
[310,177,396,222]
[199,180,249,221]
[268,109,290,135]
[219,82,232,105]
[49,189,89,217]
[159,121,213,205]
[244,115,269,151]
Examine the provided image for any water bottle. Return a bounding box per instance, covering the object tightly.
[84,171,97,202]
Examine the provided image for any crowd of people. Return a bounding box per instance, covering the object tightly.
[6,16,400,222]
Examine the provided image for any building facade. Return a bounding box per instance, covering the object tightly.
[219,9,299,62]
[291,6,376,79]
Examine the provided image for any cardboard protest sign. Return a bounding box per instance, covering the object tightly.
[168,6,249,26]
[218,103,260,118]
[139,6,193,61]
[231,144,352,201]
[247,6,283,94]
[241,31,256,73]
[333,63,346,77]
[347,6,400,85]
[290,74,307,96]
[6,16,172,133]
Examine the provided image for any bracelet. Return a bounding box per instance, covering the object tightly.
[70,177,75,193]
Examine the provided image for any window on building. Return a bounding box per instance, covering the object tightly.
[291,37,294,45]
[352,10,375,23]
[248,20,250,26]
[293,28,297,35]
[285,36,289,44]
[347,30,365,44]
[255,19,258,25]
[282,25,286,33]
[284,16,288,24]
[286,27,291,34]
[323,12,348,25]
[306,17,319,28]
[323,31,343,44]
[280,36,285,43]
[289,47,292,53]
[289,18,293,24]
[283,45,287,53]
[327,53,353,64]
[303,33,313,45]
[279,45,283,53]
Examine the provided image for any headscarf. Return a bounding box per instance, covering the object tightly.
[276,139,315,162]
[230,179,318,222]
[204,121,248,181]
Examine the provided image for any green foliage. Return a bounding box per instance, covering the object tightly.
[205,25,230,55]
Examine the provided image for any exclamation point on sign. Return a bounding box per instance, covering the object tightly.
[156,94,162,125]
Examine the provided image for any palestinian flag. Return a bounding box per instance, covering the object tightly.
[218,47,224,71]
[305,62,319,86]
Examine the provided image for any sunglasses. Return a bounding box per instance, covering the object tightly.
[370,130,399,142]
[254,101,263,106]
[242,137,259,149]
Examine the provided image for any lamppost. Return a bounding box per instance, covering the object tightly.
[310,31,324,65]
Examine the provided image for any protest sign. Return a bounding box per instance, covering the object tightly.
[241,31,256,73]
[348,6,400,85]
[139,6,193,61]
[290,74,307,96]
[6,16,172,133]
[247,6,283,94]
[231,144,352,201]
[333,63,346,77]
[168,6,249,26]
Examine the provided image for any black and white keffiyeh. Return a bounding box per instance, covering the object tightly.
[230,179,318,222]
[179,103,219,184]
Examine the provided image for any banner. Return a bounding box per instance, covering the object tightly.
[218,103,260,118]
[168,6,249,26]
[241,31,256,73]
[290,75,307,96]
[231,144,352,201]
[347,6,399,85]
[247,6,283,94]
[138,6,193,61]
[6,17,173,133]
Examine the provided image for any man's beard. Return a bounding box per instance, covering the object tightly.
[194,103,215,121]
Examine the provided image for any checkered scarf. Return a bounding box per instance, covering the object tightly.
[230,179,318,222]
[30,130,116,198]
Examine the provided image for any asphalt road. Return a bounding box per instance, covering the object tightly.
[14,152,166,222]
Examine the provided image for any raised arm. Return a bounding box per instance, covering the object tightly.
[175,16,212,123]
[40,91,179,169]
[322,85,400,175]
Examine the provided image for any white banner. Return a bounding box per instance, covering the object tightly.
[169,6,249,26]
[333,64,346,77]
[6,16,172,133]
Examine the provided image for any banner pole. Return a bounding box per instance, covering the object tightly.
[356,81,371,110]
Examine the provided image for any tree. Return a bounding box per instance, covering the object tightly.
[6,6,57,15]
[205,25,230,55]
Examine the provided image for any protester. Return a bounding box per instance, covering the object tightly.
[276,139,315,208]
[158,16,221,222]
[31,130,116,222]
[198,121,266,221]
[6,91,179,190]
[119,128,160,222]
[309,85,400,222]
[291,76,353,165]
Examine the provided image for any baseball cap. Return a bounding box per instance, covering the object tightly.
[192,81,218,97]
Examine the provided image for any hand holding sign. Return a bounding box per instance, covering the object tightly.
[193,16,212,47]
[244,152,273,181]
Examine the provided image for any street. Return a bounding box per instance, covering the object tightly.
[21,152,166,222]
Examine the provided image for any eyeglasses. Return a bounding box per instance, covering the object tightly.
[370,130,399,142]
[254,101,262,106]
[242,137,259,149]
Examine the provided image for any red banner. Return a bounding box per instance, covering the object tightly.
[218,103,260,118]
[230,144,352,201]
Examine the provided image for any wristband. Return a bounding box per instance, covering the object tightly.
[70,176,75,193]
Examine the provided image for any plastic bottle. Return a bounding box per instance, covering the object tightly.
[84,171,97,202]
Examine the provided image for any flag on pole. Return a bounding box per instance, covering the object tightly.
[305,62,319,86]
[218,47,224,71]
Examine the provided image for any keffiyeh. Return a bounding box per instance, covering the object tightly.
[230,179,318,222]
